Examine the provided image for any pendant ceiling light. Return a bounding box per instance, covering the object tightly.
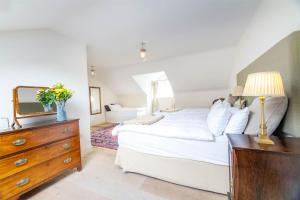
[140,41,147,59]
[90,66,96,76]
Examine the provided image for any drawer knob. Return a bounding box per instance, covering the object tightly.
[16,177,30,187]
[15,158,28,166]
[12,138,27,146]
[64,157,72,164]
[63,143,71,150]
[63,127,72,134]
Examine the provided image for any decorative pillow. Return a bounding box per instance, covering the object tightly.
[109,104,122,111]
[207,100,232,136]
[244,96,288,135]
[225,107,250,134]
[233,98,247,109]
[226,94,238,106]
[212,98,225,105]
[104,105,111,112]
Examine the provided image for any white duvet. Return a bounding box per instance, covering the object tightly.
[112,108,214,141]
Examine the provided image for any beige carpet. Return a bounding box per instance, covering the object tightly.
[21,148,227,200]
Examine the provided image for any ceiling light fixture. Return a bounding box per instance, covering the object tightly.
[90,66,96,76]
[140,41,147,59]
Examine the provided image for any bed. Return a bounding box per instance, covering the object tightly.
[105,104,146,123]
[113,108,230,194]
[113,97,288,194]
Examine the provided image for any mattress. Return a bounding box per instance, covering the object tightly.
[118,132,229,166]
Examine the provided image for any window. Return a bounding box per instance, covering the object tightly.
[156,80,174,98]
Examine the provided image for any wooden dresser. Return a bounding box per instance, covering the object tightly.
[0,119,81,200]
[227,134,300,200]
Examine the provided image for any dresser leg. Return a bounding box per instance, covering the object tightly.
[227,192,231,200]
[76,164,82,172]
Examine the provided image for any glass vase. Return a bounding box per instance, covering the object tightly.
[56,101,67,122]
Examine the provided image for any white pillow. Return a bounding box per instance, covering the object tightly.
[207,101,232,136]
[244,96,288,135]
[225,107,250,134]
[109,104,122,111]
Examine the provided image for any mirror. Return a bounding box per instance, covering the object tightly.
[13,86,57,128]
[17,87,57,114]
[89,87,101,115]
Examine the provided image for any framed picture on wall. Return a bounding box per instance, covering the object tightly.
[89,86,101,115]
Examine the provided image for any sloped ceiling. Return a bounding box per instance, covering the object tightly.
[97,47,236,95]
[0,0,261,94]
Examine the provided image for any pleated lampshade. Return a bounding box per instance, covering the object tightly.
[243,71,285,97]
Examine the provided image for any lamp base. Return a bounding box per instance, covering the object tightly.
[254,135,274,145]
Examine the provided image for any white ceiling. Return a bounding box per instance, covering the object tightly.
[0,0,261,69]
[0,0,97,30]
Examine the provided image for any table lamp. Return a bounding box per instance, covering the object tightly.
[242,71,285,145]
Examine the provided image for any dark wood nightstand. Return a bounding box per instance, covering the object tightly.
[227,134,300,200]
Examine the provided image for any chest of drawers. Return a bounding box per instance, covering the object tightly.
[227,134,300,200]
[0,119,82,200]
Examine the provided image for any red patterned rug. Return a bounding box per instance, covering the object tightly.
[91,124,119,150]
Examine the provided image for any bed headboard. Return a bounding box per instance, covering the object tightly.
[237,31,300,137]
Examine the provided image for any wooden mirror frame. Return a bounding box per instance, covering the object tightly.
[89,86,102,115]
[12,86,57,128]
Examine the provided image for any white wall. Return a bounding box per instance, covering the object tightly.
[118,89,227,109]
[175,89,228,108]
[88,76,118,125]
[229,0,300,86]
[118,94,147,107]
[0,30,91,154]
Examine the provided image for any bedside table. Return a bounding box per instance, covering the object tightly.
[227,134,300,200]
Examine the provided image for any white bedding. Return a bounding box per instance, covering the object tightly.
[112,108,214,141]
[114,108,229,165]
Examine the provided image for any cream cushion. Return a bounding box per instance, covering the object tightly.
[244,96,288,135]
[207,100,231,136]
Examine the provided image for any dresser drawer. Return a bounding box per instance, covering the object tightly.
[0,136,80,180]
[0,121,79,157]
[0,150,81,200]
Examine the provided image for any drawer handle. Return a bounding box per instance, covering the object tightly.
[12,138,27,146]
[15,158,28,166]
[16,177,30,187]
[63,143,71,150]
[64,157,72,164]
[63,127,72,134]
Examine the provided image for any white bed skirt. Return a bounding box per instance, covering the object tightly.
[115,147,229,194]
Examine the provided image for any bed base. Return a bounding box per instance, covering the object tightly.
[115,147,229,194]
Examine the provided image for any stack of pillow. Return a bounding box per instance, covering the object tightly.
[244,96,288,136]
[207,100,250,136]
[207,96,288,136]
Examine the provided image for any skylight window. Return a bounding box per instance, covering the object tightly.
[156,79,174,98]
[132,71,174,113]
